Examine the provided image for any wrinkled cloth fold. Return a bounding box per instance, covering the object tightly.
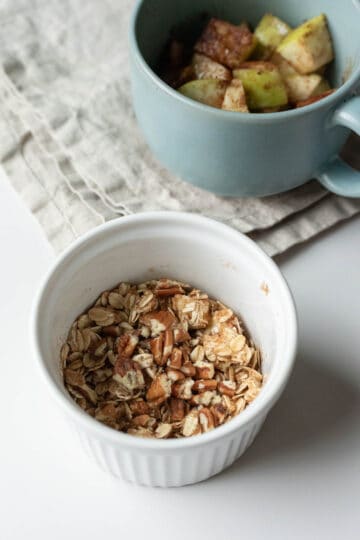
[0,0,359,256]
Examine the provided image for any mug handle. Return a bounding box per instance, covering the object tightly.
[317,96,360,197]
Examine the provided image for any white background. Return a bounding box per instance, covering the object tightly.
[1,167,359,540]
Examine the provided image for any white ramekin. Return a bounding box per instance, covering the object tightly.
[31,212,297,487]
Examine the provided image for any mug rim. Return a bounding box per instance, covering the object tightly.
[31,211,298,452]
[130,0,360,122]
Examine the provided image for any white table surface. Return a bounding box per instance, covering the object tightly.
[1,166,359,540]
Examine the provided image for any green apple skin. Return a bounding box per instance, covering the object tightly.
[233,61,288,109]
[254,14,291,59]
[178,79,228,108]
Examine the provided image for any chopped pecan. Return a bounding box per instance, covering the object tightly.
[166,368,185,382]
[94,404,119,428]
[162,328,173,360]
[199,408,215,432]
[182,410,201,437]
[95,402,118,423]
[146,373,171,404]
[155,279,185,297]
[150,334,165,366]
[190,345,205,363]
[194,360,215,380]
[132,414,156,428]
[211,402,228,426]
[170,397,186,421]
[180,362,196,377]
[129,399,150,415]
[169,347,182,369]
[190,390,216,407]
[117,333,139,360]
[114,335,144,393]
[192,379,217,392]
[218,380,236,397]
[172,378,194,400]
[132,353,154,368]
[140,310,176,336]
[102,325,121,337]
[173,326,191,343]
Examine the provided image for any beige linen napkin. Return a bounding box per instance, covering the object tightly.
[0,0,359,256]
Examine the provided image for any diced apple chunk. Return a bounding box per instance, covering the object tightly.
[277,14,334,74]
[254,13,291,59]
[221,79,248,112]
[233,61,288,109]
[192,53,231,81]
[285,74,330,102]
[270,51,298,78]
[194,18,256,69]
[178,79,228,108]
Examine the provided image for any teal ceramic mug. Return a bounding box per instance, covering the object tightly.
[130,0,360,197]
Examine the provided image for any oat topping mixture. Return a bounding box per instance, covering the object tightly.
[61,279,262,438]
